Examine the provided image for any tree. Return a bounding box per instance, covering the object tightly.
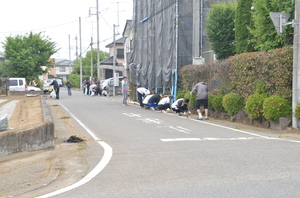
[250,0,294,51]
[69,49,108,88]
[72,49,108,78]
[235,0,255,54]
[206,2,237,60]
[2,32,58,82]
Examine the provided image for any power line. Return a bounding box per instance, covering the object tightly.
[0,16,90,34]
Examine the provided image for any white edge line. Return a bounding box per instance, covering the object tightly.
[37,102,113,198]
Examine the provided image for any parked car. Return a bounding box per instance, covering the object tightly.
[43,79,53,94]
[8,78,28,91]
[101,76,123,90]
[56,79,63,87]
[28,86,41,91]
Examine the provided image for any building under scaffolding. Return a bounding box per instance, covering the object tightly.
[129,0,218,96]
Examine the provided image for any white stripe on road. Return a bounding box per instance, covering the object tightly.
[37,102,113,198]
[169,126,190,134]
[161,137,264,142]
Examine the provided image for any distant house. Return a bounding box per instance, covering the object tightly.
[46,58,75,81]
[123,20,133,70]
[99,37,126,79]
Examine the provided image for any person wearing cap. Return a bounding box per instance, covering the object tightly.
[157,95,173,112]
[121,76,129,106]
[136,87,150,108]
[171,98,190,116]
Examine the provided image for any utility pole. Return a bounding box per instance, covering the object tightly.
[68,34,72,76]
[113,24,116,96]
[79,17,83,91]
[89,0,101,79]
[292,0,300,128]
[90,37,93,81]
[96,0,101,79]
[75,35,78,60]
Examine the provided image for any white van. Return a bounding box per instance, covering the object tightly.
[9,78,28,91]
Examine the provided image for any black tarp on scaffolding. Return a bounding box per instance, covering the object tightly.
[129,0,193,89]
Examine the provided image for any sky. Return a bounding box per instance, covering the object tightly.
[0,0,133,60]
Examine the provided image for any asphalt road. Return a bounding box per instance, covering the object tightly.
[39,88,300,198]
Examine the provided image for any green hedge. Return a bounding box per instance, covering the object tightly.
[222,93,244,116]
[263,95,292,122]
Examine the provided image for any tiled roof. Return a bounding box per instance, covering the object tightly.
[105,37,126,48]
[100,56,118,66]
[55,59,75,66]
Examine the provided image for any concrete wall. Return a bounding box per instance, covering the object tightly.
[0,96,54,157]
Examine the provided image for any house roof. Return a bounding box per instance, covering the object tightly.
[55,59,75,66]
[100,56,118,66]
[122,20,132,37]
[105,37,126,48]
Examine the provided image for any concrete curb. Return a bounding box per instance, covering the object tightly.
[0,96,55,157]
[0,96,61,197]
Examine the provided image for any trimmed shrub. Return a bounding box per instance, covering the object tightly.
[263,95,292,122]
[184,91,196,110]
[295,103,300,121]
[222,93,244,116]
[208,95,216,111]
[245,93,266,120]
[212,95,224,112]
[176,92,185,100]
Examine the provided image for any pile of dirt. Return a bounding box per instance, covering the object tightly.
[0,96,43,130]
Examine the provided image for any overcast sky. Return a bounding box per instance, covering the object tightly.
[0,0,133,60]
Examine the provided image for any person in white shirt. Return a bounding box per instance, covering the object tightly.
[142,94,153,109]
[136,87,150,108]
[157,95,173,111]
[171,98,190,116]
[121,76,129,106]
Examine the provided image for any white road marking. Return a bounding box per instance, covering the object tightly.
[169,126,190,134]
[138,118,162,124]
[161,137,264,142]
[176,126,191,131]
[122,113,141,117]
[37,102,113,198]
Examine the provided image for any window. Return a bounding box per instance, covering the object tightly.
[9,80,18,86]
[59,67,66,72]
[117,49,124,59]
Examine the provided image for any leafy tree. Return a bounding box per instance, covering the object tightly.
[250,0,294,51]
[72,49,108,78]
[206,2,237,60]
[235,0,255,54]
[2,32,58,82]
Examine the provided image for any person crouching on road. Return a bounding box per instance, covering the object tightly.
[136,87,150,108]
[147,93,163,110]
[142,94,153,109]
[157,95,173,112]
[171,98,190,116]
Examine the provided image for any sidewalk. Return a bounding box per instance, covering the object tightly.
[0,96,87,198]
